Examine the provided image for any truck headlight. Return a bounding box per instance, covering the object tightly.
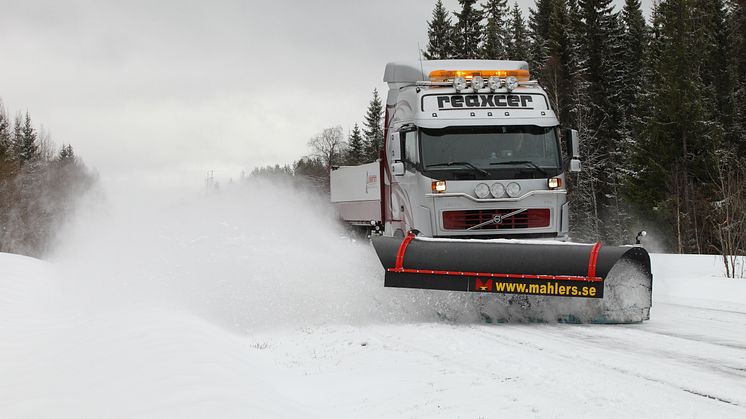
[548,177,562,189]
[474,183,490,199]
[490,182,506,198]
[431,180,447,193]
[506,182,521,197]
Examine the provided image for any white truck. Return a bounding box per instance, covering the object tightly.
[331,60,652,323]
[332,60,580,239]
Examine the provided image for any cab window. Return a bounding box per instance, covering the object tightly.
[402,131,418,170]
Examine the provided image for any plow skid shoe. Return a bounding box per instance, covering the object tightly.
[372,234,653,323]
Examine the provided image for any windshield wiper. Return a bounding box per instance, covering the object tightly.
[426,161,489,177]
[489,160,548,177]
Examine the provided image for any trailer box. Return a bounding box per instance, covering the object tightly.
[330,162,382,226]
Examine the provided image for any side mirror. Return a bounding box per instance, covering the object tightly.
[390,134,401,161]
[563,128,581,173]
[392,162,405,176]
[570,159,582,173]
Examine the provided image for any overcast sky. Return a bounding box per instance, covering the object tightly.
[0,0,652,185]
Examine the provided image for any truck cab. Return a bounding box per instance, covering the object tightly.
[381,60,580,239]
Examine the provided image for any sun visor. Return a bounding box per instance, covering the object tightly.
[413,117,557,129]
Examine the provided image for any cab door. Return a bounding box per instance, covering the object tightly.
[390,125,420,234]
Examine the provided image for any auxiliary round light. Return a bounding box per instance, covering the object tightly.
[474,183,491,199]
[488,76,501,91]
[471,75,484,90]
[505,76,519,91]
[506,182,521,197]
[489,182,506,198]
[453,76,467,92]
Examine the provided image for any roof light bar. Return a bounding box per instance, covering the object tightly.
[429,69,530,82]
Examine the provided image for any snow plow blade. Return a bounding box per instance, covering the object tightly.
[372,233,653,323]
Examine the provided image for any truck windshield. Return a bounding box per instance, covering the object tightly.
[420,125,561,179]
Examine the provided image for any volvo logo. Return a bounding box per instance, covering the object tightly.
[466,208,528,231]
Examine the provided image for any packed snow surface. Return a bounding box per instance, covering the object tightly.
[1,180,745,418]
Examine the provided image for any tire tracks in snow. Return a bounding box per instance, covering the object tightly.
[470,322,746,410]
[641,302,746,351]
[366,322,745,417]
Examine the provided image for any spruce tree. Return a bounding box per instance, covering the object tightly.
[564,0,587,126]
[697,0,734,149]
[424,0,455,59]
[11,113,22,158]
[18,112,39,165]
[619,0,647,135]
[506,2,530,61]
[730,0,746,152]
[481,0,510,59]
[566,0,585,41]
[10,112,39,168]
[0,101,11,162]
[528,0,555,72]
[543,0,575,123]
[363,89,384,161]
[59,144,75,162]
[347,123,365,165]
[0,101,13,211]
[617,0,650,238]
[453,0,483,58]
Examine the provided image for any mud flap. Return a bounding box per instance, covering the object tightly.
[372,233,652,303]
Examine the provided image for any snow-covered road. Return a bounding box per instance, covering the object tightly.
[1,183,745,418]
[2,277,744,418]
[225,299,746,418]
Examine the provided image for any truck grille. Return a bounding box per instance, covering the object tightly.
[443,209,550,230]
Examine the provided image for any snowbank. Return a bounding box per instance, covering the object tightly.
[651,253,746,312]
